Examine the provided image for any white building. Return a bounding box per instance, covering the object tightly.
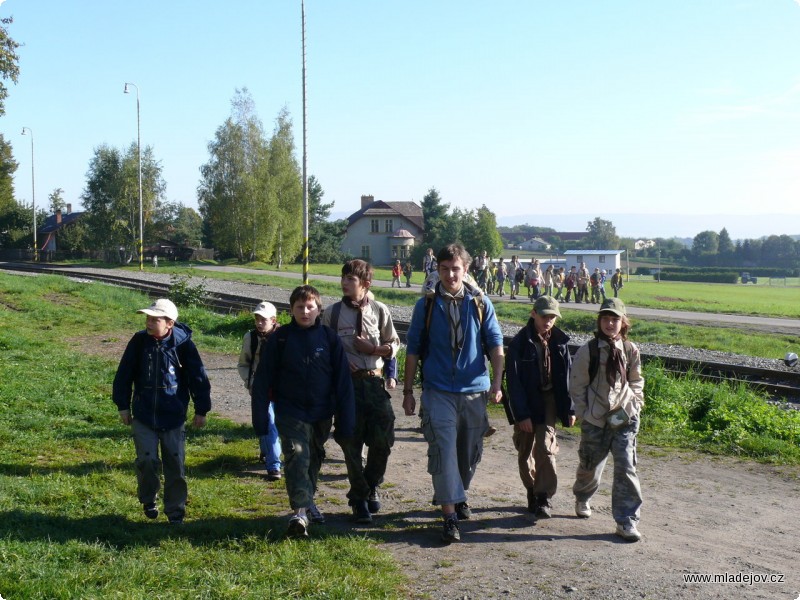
[563,249,626,273]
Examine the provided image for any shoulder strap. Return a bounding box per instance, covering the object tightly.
[368,298,387,334]
[588,337,600,383]
[247,328,259,382]
[328,302,342,333]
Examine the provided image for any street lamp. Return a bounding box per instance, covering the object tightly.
[20,127,37,262]
[123,82,144,271]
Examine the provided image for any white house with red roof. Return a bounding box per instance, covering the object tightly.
[341,195,424,265]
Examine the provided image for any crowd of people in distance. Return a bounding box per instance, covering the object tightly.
[112,245,644,544]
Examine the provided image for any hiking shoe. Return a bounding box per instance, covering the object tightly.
[441,515,461,544]
[484,425,497,438]
[307,503,326,524]
[534,496,552,519]
[368,487,381,514]
[575,500,592,519]
[351,500,373,524]
[616,522,641,542]
[168,518,184,526]
[287,515,309,539]
[455,501,472,521]
[266,469,282,481]
[143,503,159,520]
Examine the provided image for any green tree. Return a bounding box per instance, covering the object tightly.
[48,188,66,214]
[199,89,293,263]
[421,187,450,248]
[305,174,347,264]
[268,107,303,268]
[458,205,503,258]
[717,227,734,263]
[151,201,203,247]
[0,133,17,215]
[81,143,166,261]
[692,230,719,257]
[585,217,619,249]
[0,18,21,117]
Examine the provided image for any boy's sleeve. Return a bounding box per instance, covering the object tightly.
[504,335,529,423]
[112,335,139,411]
[330,332,355,439]
[405,298,426,357]
[480,297,504,350]
[182,340,211,416]
[237,332,252,385]
[379,306,400,358]
[626,344,645,412]
[569,344,591,420]
[251,334,276,436]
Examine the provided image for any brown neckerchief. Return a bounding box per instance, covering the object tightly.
[536,326,552,387]
[342,294,370,336]
[599,332,626,387]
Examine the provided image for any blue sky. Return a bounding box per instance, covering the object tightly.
[3,0,800,239]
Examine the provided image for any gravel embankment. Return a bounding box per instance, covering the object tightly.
[49,266,798,375]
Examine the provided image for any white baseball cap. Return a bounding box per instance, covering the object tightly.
[138,298,178,321]
[253,301,277,319]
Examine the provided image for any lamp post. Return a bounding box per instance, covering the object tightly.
[123,82,144,271]
[20,127,37,262]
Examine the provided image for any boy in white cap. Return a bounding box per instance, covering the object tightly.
[113,298,211,524]
[238,301,283,481]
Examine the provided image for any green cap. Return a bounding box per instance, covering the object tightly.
[533,295,561,317]
[599,297,626,317]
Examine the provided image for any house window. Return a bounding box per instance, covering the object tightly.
[370,219,379,233]
[361,245,370,259]
[385,219,393,233]
[576,255,583,263]
[599,255,606,263]
[392,245,408,259]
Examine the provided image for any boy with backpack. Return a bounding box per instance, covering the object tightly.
[252,285,355,538]
[113,298,211,524]
[570,298,645,542]
[505,296,574,517]
[322,260,400,524]
[237,301,282,481]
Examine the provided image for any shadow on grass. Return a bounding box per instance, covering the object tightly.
[0,509,294,547]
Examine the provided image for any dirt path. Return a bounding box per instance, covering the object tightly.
[201,352,800,600]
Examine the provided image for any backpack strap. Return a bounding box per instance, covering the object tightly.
[247,328,259,385]
[328,302,343,334]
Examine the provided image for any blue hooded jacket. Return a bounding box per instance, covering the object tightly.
[112,322,212,431]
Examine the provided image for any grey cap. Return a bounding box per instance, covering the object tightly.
[599,297,626,317]
[533,295,561,317]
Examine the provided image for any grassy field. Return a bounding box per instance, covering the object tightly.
[0,273,403,599]
[2,271,799,598]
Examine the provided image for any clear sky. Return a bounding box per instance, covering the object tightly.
[3,1,800,240]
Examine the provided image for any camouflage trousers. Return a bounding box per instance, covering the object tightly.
[276,412,332,510]
[336,377,395,503]
[573,417,642,526]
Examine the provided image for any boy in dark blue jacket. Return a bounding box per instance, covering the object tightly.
[252,285,355,538]
[112,298,211,524]
[505,296,574,518]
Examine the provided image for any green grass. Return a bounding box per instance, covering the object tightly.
[0,273,404,599]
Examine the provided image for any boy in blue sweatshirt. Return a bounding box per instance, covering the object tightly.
[112,298,211,524]
[252,285,355,538]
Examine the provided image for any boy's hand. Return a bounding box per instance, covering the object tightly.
[193,415,207,428]
[352,333,374,355]
[118,410,132,426]
[568,415,577,427]
[402,392,416,416]
[517,417,533,433]
[386,377,397,390]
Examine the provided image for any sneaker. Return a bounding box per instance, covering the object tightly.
[266,469,282,481]
[526,489,537,513]
[287,515,309,538]
[484,425,497,438]
[616,522,641,542]
[168,518,184,526]
[367,487,381,514]
[441,515,461,544]
[351,500,372,524]
[575,500,592,519]
[534,496,552,519]
[455,501,472,521]
[143,503,159,520]
[307,503,326,524]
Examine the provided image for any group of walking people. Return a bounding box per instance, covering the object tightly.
[112,245,643,544]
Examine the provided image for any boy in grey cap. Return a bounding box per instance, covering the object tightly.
[505,296,574,517]
[238,301,283,481]
[113,298,211,524]
[570,297,645,542]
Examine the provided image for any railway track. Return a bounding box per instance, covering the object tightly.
[4,261,800,402]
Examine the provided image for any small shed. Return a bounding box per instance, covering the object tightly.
[563,249,625,273]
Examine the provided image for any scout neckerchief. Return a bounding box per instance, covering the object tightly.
[342,294,370,336]
[439,285,465,360]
